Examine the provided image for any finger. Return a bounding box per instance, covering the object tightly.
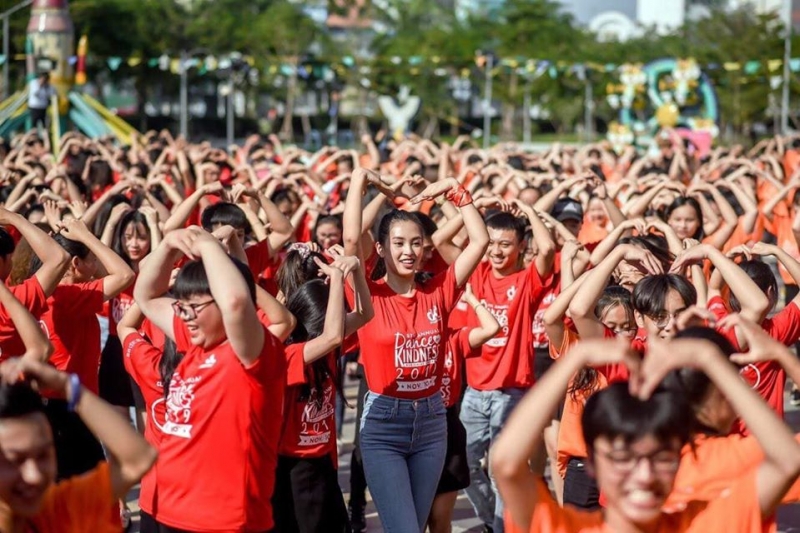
[730,354,758,365]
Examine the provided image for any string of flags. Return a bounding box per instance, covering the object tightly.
[2,52,800,79]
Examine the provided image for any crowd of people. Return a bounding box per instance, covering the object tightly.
[0,127,798,533]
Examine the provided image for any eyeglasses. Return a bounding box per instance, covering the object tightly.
[647,310,684,329]
[608,325,637,336]
[601,449,680,475]
[172,299,216,321]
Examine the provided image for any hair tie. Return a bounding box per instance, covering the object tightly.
[288,242,311,260]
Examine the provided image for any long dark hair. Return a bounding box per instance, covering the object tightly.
[112,210,152,266]
[568,286,634,401]
[285,279,346,407]
[159,336,182,399]
[663,196,705,240]
[371,209,427,282]
[275,248,326,301]
[29,233,91,277]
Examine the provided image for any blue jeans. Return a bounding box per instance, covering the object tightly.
[459,387,526,533]
[360,392,447,533]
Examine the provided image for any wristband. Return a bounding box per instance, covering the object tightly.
[445,185,473,208]
[67,374,82,412]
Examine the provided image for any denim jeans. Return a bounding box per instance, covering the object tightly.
[459,386,527,533]
[360,392,447,533]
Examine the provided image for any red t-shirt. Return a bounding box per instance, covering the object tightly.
[708,295,793,435]
[279,344,337,458]
[352,265,460,399]
[41,280,105,394]
[245,240,275,281]
[465,261,551,390]
[107,284,135,338]
[0,277,48,361]
[153,316,286,532]
[441,327,476,408]
[122,331,165,516]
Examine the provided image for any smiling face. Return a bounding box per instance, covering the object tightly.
[315,222,342,250]
[637,288,688,339]
[486,228,522,276]
[377,220,423,279]
[667,204,700,240]
[0,414,56,517]
[587,198,607,226]
[122,221,151,263]
[176,294,224,348]
[592,434,681,526]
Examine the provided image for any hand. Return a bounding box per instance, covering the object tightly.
[561,240,585,261]
[410,178,458,204]
[636,336,723,399]
[725,244,753,261]
[58,218,92,241]
[329,254,360,278]
[68,200,87,219]
[463,282,477,304]
[570,337,643,377]
[748,242,776,257]
[325,243,345,258]
[201,181,224,196]
[475,196,511,212]
[619,244,664,275]
[682,238,701,250]
[670,244,713,273]
[313,256,342,281]
[108,202,131,224]
[0,358,70,398]
[43,200,63,232]
[139,205,159,223]
[675,306,718,331]
[718,314,793,365]
[163,226,206,259]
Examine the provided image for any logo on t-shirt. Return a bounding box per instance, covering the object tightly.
[394,329,441,392]
[111,297,133,326]
[299,383,335,447]
[199,355,217,369]
[740,363,762,389]
[162,372,199,439]
[427,305,441,324]
[506,286,517,302]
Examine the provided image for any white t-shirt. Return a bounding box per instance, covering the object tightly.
[28,79,55,109]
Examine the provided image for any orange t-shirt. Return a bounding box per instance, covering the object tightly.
[0,461,120,532]
[507,472,768,533]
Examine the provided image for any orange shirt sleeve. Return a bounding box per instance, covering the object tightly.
[28,461,120,532]
[505,476,605,533]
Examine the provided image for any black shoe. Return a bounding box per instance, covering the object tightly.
[349,505,366,533]
[792,388,800,406]
[481,526,494,533]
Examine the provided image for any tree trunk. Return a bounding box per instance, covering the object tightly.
[501,70,518,141]
[279,58,297,142]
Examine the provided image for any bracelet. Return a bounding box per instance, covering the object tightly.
[445,185,473,208]
[67,374,82,412]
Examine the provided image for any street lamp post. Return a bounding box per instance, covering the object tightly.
[482,54,493,150]
[1,0,33,101]
[179,51,188,138]
[781,0,792,134]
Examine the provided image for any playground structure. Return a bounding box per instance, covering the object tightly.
[0,0,138,145]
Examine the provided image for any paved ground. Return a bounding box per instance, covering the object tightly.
[126,375,800,532]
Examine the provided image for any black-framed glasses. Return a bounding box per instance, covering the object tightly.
[172,299,216,321]
[601,449,680,475]
[648,310,684,329]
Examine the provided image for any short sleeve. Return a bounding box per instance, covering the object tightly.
[452,327,478,360]
[707,295,730,321]
[245,240,272,278]
[285,343,307,387]
[31,461,119,532]
[763,301,800,346]
[243,326,286,381]
[123,332,161,387]
[9,276,47,317]
[58,280,105,314]
[510,476,604,532]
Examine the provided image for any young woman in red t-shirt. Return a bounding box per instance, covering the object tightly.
[134,227,286,532]
[29,218,134,480]
[275,252,373,533]
[342,168,488,533]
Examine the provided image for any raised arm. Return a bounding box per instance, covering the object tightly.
[133,233,187,341]
[190,229,265,365]
[2,358,156,501]
[0,208,69,296]
[256,285,296,342]
[513,200,556,279]
[411,177,489,287]
[298,259,345,363]
[643,331,800,517]
[162,182,223,234]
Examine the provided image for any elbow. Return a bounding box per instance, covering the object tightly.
[362,305,375,324]
[486,321,501,339]
[118,267,136,292]
[489,445,526,486]
[124,446,158,487]
[568,301,591,320]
